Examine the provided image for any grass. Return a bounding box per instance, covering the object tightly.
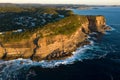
[0,30,34,43]
[0,15,89,43]
[40,15,88,36]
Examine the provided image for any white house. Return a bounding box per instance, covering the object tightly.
[13,29,23,33]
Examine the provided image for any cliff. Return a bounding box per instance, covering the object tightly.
[0,15,110,61]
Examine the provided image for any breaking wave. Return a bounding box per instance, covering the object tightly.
[0,34,109,80]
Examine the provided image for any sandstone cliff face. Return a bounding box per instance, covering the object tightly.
[33,27,87,60]
[87,15,110,33]
[0,46,5,58]
[0,15,110,61]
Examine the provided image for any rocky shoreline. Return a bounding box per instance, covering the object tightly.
[0,15,111,61]
[43,40,90,60]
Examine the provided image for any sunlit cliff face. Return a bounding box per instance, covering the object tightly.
[0,15,110,61]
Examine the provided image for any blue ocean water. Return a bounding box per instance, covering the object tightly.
[0,7,120,80]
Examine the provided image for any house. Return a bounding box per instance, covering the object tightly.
[13,29,23,33]
[0,32,4,35]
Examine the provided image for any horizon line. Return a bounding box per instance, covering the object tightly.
[0,2,120,6]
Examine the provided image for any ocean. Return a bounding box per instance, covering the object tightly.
[0,7,120,80]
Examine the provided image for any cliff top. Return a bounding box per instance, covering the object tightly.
[0,15,88,43]
[0,7,105,44]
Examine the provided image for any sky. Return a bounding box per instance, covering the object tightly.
[0,0,120,5]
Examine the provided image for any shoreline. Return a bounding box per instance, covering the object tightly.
[0,15,111,61]
[0,26,110,61]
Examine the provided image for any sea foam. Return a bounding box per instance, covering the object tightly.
[0,35,108,80]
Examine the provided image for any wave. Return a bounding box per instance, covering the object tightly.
[0,43,92,70]
[104,24,116,35]
[0,41,107,70]
[0,36,109,80]
[108,24,120,31]
[109,26,116,31]
[0,42,93,80]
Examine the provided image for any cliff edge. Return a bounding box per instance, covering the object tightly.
[0,15,110,61]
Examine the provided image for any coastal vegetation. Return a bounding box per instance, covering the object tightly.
[0,4,110,61]
[0,30,33,43]
[0,6,87,43]
[0,6,73,31]
[0,14,88,43]
[0,5,105,44]
[39,15,88,36]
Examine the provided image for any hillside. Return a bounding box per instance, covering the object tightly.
[0,13,110,61]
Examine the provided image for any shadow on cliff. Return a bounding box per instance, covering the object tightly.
[30,37,40,60]
[0,42,7,59]
[87,16,98,32]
